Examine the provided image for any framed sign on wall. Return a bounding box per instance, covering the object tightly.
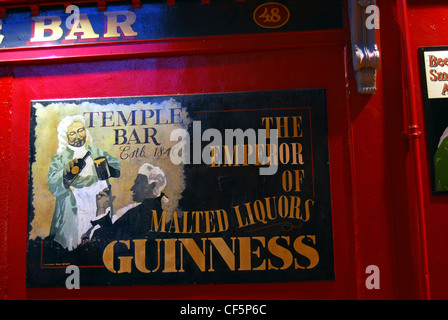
[26,89,334,287]
[419,47,448,194]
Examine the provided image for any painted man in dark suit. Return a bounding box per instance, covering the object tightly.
[89,163,168,247]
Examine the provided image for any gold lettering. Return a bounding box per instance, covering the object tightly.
[182,212,193,233]
[162,239,177,273]
[215,209,229,232]
[30,16,63,43]
[192,211,203,233]
[292,116,303,137]
[251,237,266,271]
[102,240,133,273]
[268,236,293,270]
[291,143,304,165]
[103,11,138,39]
[204,211,215,233]
[276,116,289,138]
[150,210,167,232]
[133,239,151,273]
[238,237,266,271]
[293,235,319,269]
[102,240,117,273]
[0,19,4,44]
[179,238,206,272]
[167,211,181,233]
[261,117,274,138]
[65,13,99,41]
[208,237,236,271]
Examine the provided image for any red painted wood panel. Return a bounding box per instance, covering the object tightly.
[0,67,12,300]
[403,0,448,300]
[5,44,360,299]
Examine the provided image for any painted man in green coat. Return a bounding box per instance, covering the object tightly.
[47,115,121,250]
[435,129,448,192]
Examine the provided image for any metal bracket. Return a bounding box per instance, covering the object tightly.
[348,0,380,95]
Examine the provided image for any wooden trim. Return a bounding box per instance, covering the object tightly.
[0,29,346,65]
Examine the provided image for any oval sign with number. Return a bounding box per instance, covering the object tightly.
[253,2,290,29]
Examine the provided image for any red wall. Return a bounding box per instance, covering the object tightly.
[6,41,361,300]
[403,0,448,300]
[1,0,448,300]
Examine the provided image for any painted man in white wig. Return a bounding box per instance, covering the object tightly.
[90,163,169,245]
[47,115,121,250]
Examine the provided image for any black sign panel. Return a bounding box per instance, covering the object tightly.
[0,0,343,49]
[26,89,334,287]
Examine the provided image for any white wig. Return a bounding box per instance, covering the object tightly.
[56,115,92,155]
[138,163,167,197]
